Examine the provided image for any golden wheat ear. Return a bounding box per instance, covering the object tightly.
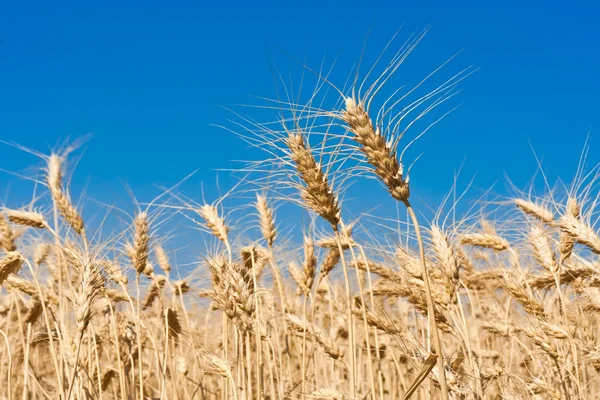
[0,213,16,251]
[285,130,341,227]
[341,97,410,202]
[0,251,23,285]
[132,212,150,275]
[5,209,47,229]
[256,194,276,247]
[47,154,84,234]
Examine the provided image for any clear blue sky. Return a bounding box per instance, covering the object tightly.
[0,0,598,217]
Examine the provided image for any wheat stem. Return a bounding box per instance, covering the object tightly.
[404,200,449,399]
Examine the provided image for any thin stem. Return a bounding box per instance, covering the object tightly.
[22,323,32,400]
[66,331,84,400]
[333,226,357,399]
[136,274,144,400]
[301,295,308,397]
[403,200,449,400]
[0,329,12,400]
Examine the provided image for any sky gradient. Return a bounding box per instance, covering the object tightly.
[0,0,598,218]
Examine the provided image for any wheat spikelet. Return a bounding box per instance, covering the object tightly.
[0,251,23,285]
[286,314,343,360]
[514,199,554,223]
[319,247,341,282]
[143,275,167,309]
[526,378,561,400]
[4,275,38,297]
[47,154,85,234]
[33,243,52,266]
[317,223,354,249]
[203,353,233,379]
[240,245,268,278]
[100,368,117,391]
[199,204,229,243]
[166,307,182,339]
[256,194,276,246]
[301,236,317,294]
[103,288,129,303]
[455,245,473,272]
[25,298,43,324]
[74,262,104,333]
[223,263,254,317]
[558,212,600,254]
[173,279,190,295]
[154,244,171,274]
[207,254,226,289]
[100,259,128,285]
[289,262,310,294]
[6,210,46,229]
[143,260,155,278]
[559,197,581,262]
[538,321,569,339]
[461,269,503,291]
[0,213,16,251]
[352,305,403,336]
[522,327,559,360]
[350,260,402,282]
[566,196,581,217]
[460,233,509,251]
[132,212,150,274]
[501,274,545,317]
[286,131,340,226]
[342,97,409,202]
[430,225,459,295]
[369,279,453,333]
[529,262,593,289]
[480,320,516,337]
[529,226,558,273]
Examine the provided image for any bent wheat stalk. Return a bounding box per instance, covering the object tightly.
[285,129,357,397]
[341,96,449,399]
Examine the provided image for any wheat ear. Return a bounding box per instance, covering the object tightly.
[132,212,150,274]
[0,252,23,285]
[515,199,555,224]
[559,198,581,263]
[47,154,84,234]
[0,213,16,251]
[6,210,46,229]
[286,130,340,226]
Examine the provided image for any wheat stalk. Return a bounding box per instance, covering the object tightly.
[341,94,449,399]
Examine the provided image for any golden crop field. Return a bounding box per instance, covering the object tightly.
[0,31,597,400]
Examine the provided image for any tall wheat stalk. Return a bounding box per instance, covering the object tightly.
[341,96,449,399]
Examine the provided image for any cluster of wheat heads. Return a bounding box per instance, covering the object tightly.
[2,34,600,400]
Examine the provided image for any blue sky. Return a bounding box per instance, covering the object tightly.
[0,0,598,223]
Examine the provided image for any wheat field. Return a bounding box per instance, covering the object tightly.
[1,32,599,400]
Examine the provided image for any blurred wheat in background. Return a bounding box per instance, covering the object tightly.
[1,30,599,400]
